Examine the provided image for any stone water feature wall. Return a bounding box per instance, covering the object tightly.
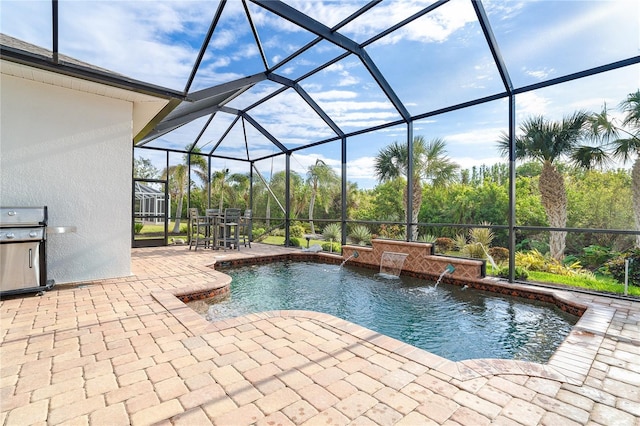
[341,239,485,282]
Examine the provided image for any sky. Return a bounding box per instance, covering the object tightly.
[2,0,639,189]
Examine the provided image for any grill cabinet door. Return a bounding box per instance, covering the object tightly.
[0,242,41,291]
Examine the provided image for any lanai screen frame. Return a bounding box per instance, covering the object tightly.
[134,0,640,283]
[2,0,639,283]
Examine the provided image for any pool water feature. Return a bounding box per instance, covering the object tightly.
[191,261,578,363]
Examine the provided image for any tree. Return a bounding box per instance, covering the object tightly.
[162,148,207,233]
[498,112,596,260]
[306,159,339,234]
[133,157,159,179]
[164,163,188,233]
[612,90,640,247]
[374,136,458,240]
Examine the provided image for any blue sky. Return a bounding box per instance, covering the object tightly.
[2,0,638,189]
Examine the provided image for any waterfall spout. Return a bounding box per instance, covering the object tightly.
[379,251,408,278]
[434,264,455,288]
[340,250,359,267]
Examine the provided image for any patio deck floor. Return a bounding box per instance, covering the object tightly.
[1,244,639,425]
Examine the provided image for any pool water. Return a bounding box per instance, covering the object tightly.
[193,261,578,362]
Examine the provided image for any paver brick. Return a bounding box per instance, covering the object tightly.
[374,386,420,414]
[171,407,213,425]
[88,402,130,426]
[255,387,301,414]
[4,399,48,426]
[501,398,545,426]
[416,393,459,423]
[298,383,340,411]
[14,370,50,394]
[590,402,638,426]
[345,371,385,393]
[282,399,319,424]
[449,405,491,426]
[85,373,119,397]
[125,390,161,414]
[154,376,189,401]
[364,402,403,425]
[106,379,154,405]
[299,407,349,426]
[533,393,590,424]
[223,379,263,406]
[335,390,377,419]
[255,411,296,426]
[453,389,502,419]
[179,383,225,410]
[539,411,582,426]
[130,399,184,426]
[277,368,314,390]
[210,402,264,426]
[47,395,106,425]
[202,395,238,419]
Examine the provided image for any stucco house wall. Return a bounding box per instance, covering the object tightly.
[1,72,134,284]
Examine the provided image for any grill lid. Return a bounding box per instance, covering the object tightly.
[0,207,48,227]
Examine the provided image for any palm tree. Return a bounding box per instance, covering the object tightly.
[306,159,339,234]
[374,136,458,241]
[498,112,592,260]
[211,169,230,211]
[163,148,208,233]
[610,90,640,246]
[164,163,188,233]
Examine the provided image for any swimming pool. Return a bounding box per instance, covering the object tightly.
[191,261,578,362]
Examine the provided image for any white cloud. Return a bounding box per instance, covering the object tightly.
[346,156,378,180]
[515,92,550,117]
[341,0,476,45]
[523,67,555,80]
[210,29,237,50]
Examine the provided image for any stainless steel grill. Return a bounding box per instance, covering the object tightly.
[0,206,53,296]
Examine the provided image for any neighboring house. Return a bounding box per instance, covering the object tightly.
[0,34,180,284]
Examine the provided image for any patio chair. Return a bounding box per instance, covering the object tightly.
[205,209,221,247]
[215,208,241,250]
[188,208,209,250]
[240,209,252,248]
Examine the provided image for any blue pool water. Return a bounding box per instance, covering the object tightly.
[193,261,578,362]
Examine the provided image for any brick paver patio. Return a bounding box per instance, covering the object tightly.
[1,244,638,425]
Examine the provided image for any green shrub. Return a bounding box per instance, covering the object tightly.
[489,247,509,263]
[134,222,144,234]
[290,224,305,238]
[469,222,494,248]
[287,237,301,247]
[579,245,616,271]
[454,234,467,251]
[497,266,529,280]
[516,238,549,254]
[180,224,188,234]
[322,242,341,253]
[515,250,584,276]
[418,233,437,243]
[349,225,371,245]
[252,227,265,239]
[378,224,403,239]
[322,223,341,241]
[435,237,455,252]
[604,249,640,286]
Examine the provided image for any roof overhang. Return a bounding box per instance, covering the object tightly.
[1,34,185,141]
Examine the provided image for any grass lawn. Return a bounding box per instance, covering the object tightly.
[260,235,326,247]
[138,228,637,297]
[526,270,640,297]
